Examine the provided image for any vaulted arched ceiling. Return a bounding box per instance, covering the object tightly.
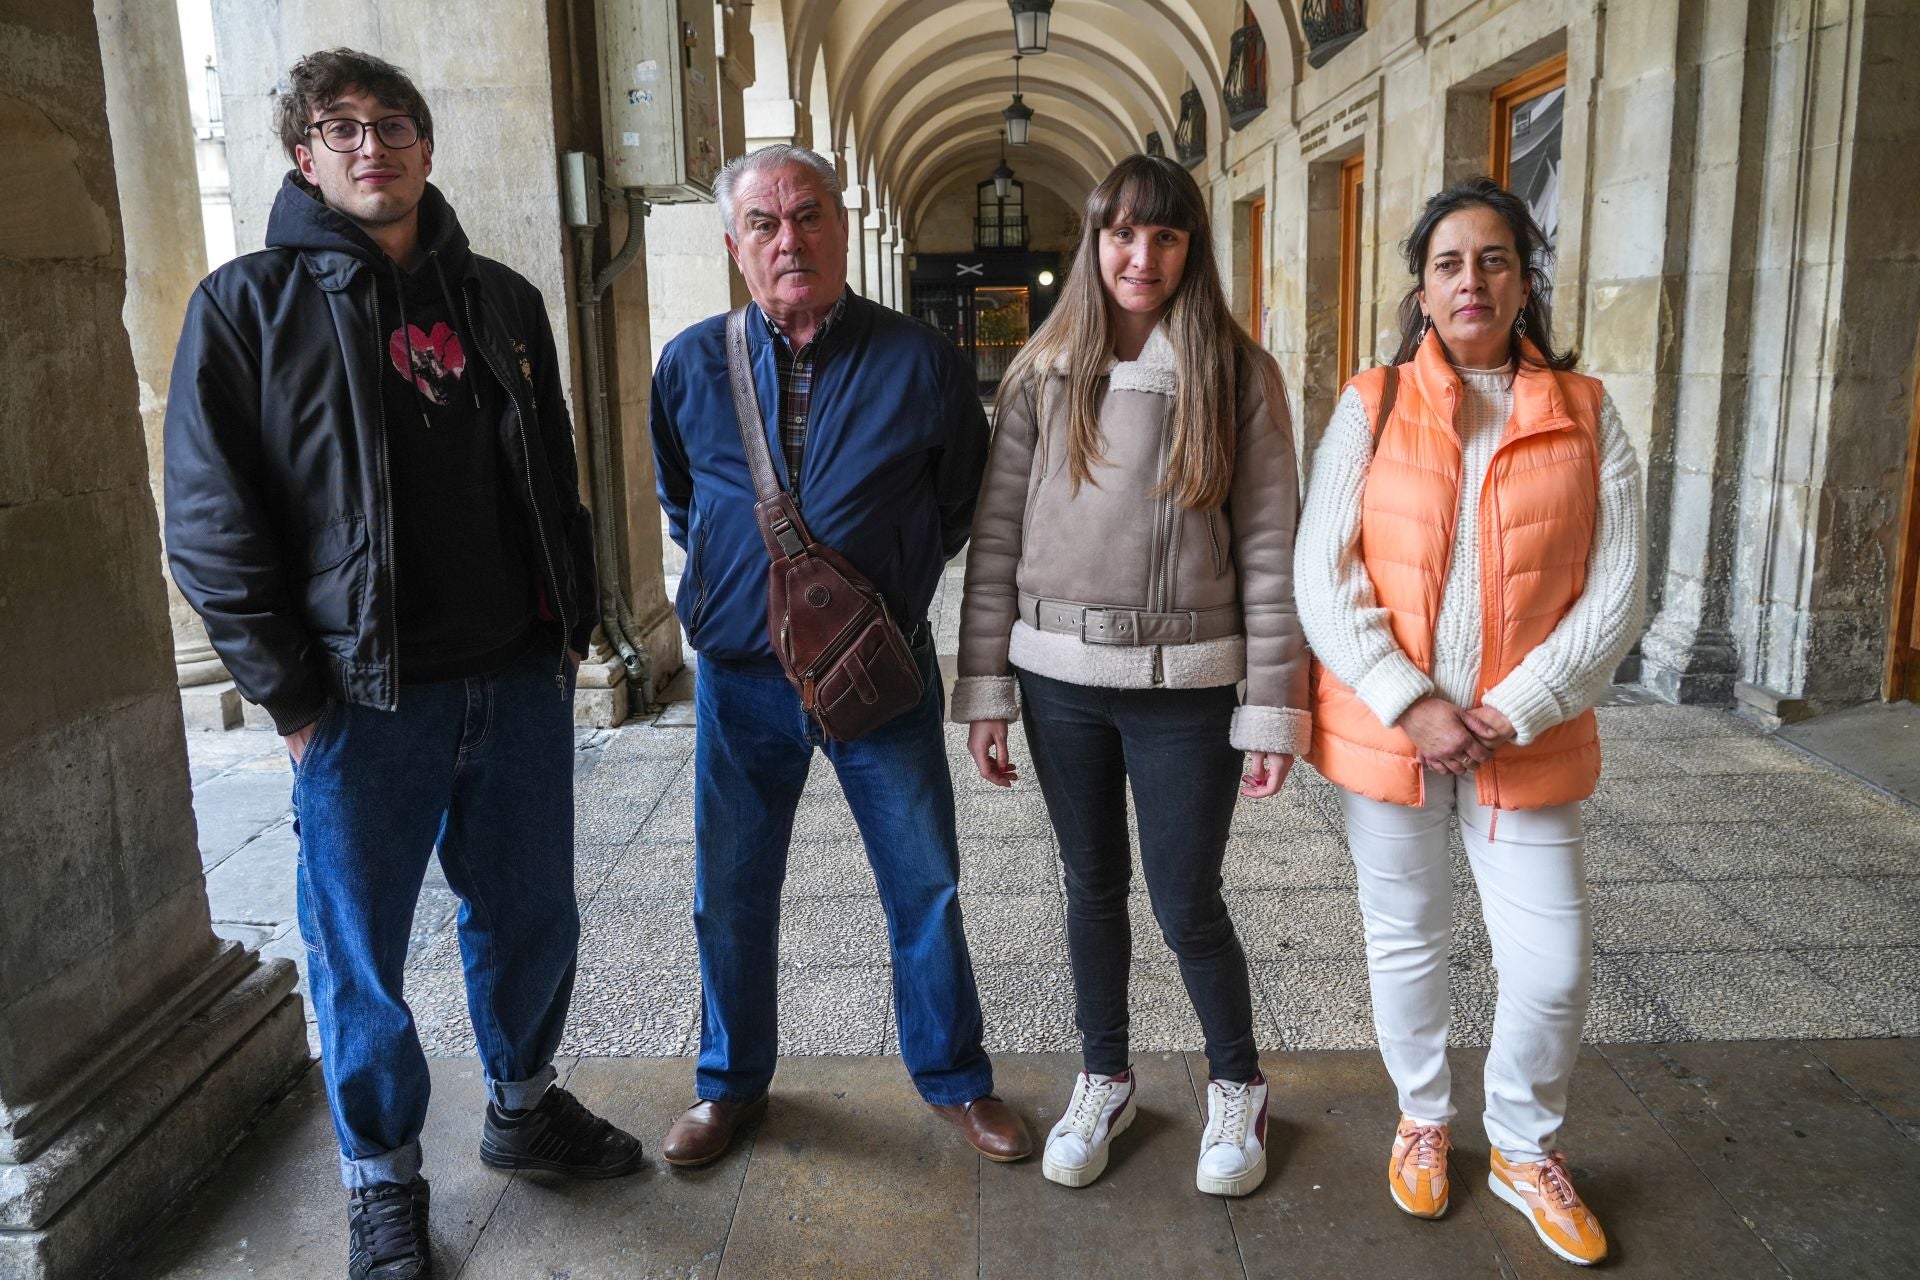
[772,0,1302,242]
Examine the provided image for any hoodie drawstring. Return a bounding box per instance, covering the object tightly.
[429,250,482,410]
[390,260,432,430]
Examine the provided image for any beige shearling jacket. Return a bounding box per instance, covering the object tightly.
[950,326,1312,755]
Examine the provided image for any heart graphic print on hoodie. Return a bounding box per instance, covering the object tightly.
[389,321,468,404]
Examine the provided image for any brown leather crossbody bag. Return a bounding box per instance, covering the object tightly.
[723,306,923,742]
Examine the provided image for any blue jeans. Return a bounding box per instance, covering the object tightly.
[691,638,992,1105]
[1018,670,1258,1082]
[292,643,579,1187]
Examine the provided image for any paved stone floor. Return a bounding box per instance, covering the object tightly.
[132,1041,1920,1278]
[165,552,1920,1275]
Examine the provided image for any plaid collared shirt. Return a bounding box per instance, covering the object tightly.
[763,292,848,493]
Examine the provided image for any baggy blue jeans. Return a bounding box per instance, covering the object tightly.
[691,637,993,1105]
[292,644,579,1187]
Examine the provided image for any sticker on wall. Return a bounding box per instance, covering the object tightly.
[621,131,640,146]
[628,89,654,105]
[635,60,659,82]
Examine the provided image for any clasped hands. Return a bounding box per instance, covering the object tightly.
[1399,696,1514,776]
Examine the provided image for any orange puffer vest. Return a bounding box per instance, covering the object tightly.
[1307,333,1604,811]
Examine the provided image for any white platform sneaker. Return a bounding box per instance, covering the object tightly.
[1196,1076,1268,1197]
[1041,1069,1136,1188]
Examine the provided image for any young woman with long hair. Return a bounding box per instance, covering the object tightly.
[1294,177,1645,1266]
[952,154,1309,1196]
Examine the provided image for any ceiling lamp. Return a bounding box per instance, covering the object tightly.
[1002,55,1034,146]
[991,129,1015,200]
[1009,0,1053,55]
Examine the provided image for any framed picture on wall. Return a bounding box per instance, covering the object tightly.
[1492,53,1567,259]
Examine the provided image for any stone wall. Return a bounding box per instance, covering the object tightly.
[1195,0,1919,712]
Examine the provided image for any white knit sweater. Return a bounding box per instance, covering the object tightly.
[1293,365,1646,746]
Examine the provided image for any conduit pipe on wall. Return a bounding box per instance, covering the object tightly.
[572,187,652,711]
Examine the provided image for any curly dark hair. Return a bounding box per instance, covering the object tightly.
[1390,176,1576,371]
[273,48,433,163]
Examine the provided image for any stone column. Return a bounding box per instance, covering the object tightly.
[1725,0,1920,718]
[1627,0,1754,704]
[843,180,868,295]
[604,197,687,709]
[0,11,307,1275]
[863,210,884,302]
[890,224,907,310]
[878,221,896,308]
[96,0,238,726]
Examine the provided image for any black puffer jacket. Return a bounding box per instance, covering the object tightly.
[164,175,597,733]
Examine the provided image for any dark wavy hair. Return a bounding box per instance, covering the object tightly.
[1390,176,1575,371]
[274,49,433,163]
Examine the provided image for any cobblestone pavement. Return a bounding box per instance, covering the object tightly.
[192,562,1920,1061]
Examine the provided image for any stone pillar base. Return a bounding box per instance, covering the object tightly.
[1640,663,1736,706]
[1638,616,1738,706]
[574,655,631,729]
[0,957,308,1279]
[1733,681,1831,730]
[179,679,243,731]
[633,603,685,705]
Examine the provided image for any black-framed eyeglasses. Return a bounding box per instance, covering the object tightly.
[305,114,423,153]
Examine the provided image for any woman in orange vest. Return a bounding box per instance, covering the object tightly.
[1295,178,1645,1267]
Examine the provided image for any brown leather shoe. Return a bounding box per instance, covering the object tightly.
[662,1094,767,1168]
[931,1094,1032,1162]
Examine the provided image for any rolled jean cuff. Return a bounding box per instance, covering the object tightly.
[340,1139,422,1189]
[915,1071,996,1108]
[488,1062,557,1113]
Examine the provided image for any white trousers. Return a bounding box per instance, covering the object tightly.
[1339,771,1591,1161]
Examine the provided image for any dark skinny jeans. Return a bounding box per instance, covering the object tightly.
[1018,669,1259,1083]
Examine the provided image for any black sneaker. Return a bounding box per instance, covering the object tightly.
[346,1177,430,1280]
[479,1086,645,1177]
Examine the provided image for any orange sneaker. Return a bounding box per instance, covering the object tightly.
[1388,1116,1451,1218]
[1488,1149,1609,1266]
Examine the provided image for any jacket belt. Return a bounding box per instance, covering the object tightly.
[1018,593,1242,646]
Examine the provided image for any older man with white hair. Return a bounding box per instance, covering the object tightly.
[648,145,1025,1166]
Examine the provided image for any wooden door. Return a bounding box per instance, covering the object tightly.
[1337,152,1364,383]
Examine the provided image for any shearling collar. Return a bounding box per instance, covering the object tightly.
[1049,324,1178,396]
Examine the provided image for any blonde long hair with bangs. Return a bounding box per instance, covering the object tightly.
[997,154,1279,511]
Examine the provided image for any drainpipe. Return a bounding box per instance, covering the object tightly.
[565,154,651,710]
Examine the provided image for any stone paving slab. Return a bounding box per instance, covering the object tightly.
[1600,1038,1920,1278]
[129,1041,1920,1279]
[184,678,1920,1066]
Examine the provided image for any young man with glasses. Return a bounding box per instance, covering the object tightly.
[164,48,638,1280]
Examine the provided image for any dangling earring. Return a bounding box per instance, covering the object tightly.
[1515,312,1529,338]
[1419,314,1431,342]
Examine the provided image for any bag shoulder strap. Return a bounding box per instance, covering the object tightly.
[725,306,812,559]
[1371,364,1399,447]
[725,306,784,503]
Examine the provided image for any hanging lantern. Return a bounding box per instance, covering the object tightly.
[1009,0,1053,55]
[990,129,1015,200]
[1003,55,1034,146]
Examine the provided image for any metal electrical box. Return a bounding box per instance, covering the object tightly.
[597,0,722,201]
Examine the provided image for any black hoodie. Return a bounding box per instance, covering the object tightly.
[368,190,538,681]
[164,175,599,731]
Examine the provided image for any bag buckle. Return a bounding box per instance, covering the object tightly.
[769,514,805,558]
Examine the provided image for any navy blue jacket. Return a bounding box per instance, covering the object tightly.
[650,293,989,671]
